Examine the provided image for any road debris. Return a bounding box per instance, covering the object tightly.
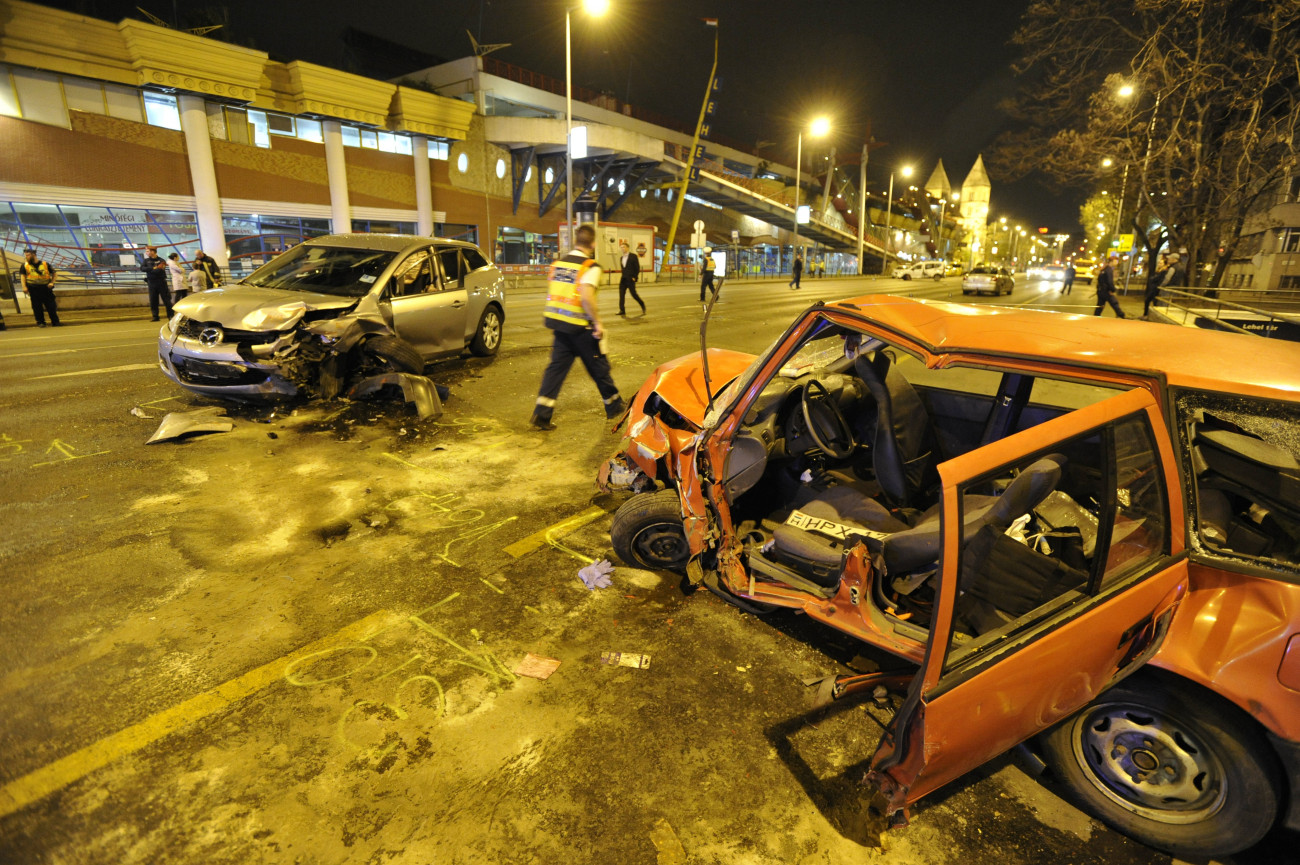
[648,818,686,864]
[513,653,562,680]
[129,407,151,419]
[346,373,443,420]
[578,559,615,590]
[601,651,651,669]
[145,407,233,444]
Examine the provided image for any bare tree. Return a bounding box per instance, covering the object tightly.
[995,0,1300,286]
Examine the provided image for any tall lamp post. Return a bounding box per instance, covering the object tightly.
[936,191,958,260]
[884,164,912,261]
[793,116,830,260]
[565,0,609,246]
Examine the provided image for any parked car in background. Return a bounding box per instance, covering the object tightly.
[599,295,1300,859]
[944,262,964,277]
[158,234,505,400]
[890,260,945,280]
[961,265,1015,296]
[1073,258,1098,284]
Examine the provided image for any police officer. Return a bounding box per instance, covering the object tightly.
[140,245,174,322]
[531,224,624,431]
[19,247,60,327]
[698,247,717,302]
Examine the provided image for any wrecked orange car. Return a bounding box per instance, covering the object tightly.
[599,295,1300,858]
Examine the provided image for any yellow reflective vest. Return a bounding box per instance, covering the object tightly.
[543,250,598,328]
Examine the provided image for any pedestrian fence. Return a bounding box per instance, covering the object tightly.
[1152,286,1300,341]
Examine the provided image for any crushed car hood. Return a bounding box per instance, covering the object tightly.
[649,348,754,425]
[176,285,359,331]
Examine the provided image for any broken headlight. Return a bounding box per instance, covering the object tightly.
[166,312,185,338]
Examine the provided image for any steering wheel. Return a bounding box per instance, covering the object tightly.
[800,379,855,459]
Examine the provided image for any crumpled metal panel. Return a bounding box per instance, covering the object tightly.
[346,373,443,420]
[178,285,356,331]
[145,407,234,444]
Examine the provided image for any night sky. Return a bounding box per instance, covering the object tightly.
[49,0,1071,231]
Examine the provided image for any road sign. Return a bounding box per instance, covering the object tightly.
[690,231,705,247]
[796,205,810,225]
[693,220,705,231]
[731,230,739,242]
[689,166,700,182]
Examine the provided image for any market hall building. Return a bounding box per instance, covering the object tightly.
[0,0,924,300]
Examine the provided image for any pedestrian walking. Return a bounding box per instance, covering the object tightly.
[18,247,60,327]
[616,241,644,316]
[1143,253,1169,318]
[140,245,174,321]
[194,249,222,289]
[167,253,188,303]
[1146,252,1186,319]
[1062,262,1075,294]
[530,224,624,431]
[698,248,717,302]
[1093,255,1126,318]
[789,254,803,290]
[187,260,207,297]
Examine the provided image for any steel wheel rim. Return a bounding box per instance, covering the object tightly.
[630,521,689,568]
[482,313,501,350]
[1069,701,1227,824]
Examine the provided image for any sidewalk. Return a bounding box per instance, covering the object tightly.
[0,305,154,330]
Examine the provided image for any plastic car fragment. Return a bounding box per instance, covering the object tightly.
[145,406,234,444]
[346,373,444,420]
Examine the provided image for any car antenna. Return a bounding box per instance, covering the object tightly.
[700,275,723,416]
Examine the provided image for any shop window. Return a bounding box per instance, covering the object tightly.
[341,125,361,147]
[103,83,143,123]
[63,77,105,115]
[205,102,226,139]
[246,110,271,148]
[427,140,449,160]
[360,129,378,149]
[267,112,295,136]
[294,117,322,142]
[143,91,181,131]
[11,68,69,128]
[224,107,249,145]
[0,66,19,117]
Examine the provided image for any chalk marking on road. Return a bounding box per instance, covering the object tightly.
[479,578,505,595]
[139,395,187,408]
[29,363,156,380]
[414,592,460,618]
[0,609,402,819]
[381,452,422,470]
[504,505,608,558]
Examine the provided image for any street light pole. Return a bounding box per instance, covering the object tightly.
[794,131,803,256]
[856,139,868,274]
[884,173,894,260]
[564,8,573,245]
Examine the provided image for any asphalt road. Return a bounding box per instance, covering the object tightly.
[0,275,1285,864]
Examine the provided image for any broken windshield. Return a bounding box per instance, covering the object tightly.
[243,246,397,297]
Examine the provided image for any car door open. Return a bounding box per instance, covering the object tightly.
[389,248,469,357]
[863,386,1189,821]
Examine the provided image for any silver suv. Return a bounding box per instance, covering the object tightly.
[158,234,505,400]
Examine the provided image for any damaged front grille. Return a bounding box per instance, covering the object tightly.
[177,318,281,345]
[174,358,270,385]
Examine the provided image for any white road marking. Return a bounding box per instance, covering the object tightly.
[0,342,155,360]
[30,363,157,379]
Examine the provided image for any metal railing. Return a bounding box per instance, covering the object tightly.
[1153,286,1300,340]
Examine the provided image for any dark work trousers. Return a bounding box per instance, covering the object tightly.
[789,268,802,289]
[618,276,644,314]
[698,271,716,302]
[533,326,624,424]
[148,280,174,320]
[28,283,60,325]
[1143,285,1160,317]
[1061,276,1074,294]
[1094,293,1125,317]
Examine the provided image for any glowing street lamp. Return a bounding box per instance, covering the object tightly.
[793,116,830,254]
[884,164,912,258]
[565,0,610,243]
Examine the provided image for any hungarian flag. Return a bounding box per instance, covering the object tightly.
[702,18,718,26]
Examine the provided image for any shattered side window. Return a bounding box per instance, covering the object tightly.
[243,245,396,297]
[1174,389,1300,579]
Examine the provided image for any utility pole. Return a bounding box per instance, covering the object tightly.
[857,140,868,274]
[659,23,719,276]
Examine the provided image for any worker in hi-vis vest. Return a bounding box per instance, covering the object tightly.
[530,223,625,431]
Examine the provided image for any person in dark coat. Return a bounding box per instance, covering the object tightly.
[789,254,803,290]
[140,245,174,322]
[194,249,222,289]
[1093,255,1126,318]
[616,241,644,316]
[1062,262,1076,294]
[1144,253,1169,318]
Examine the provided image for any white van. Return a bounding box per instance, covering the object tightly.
[890,260,945,280]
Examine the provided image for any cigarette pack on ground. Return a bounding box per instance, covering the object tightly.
[600,651,651,669]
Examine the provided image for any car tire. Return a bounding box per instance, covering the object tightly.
[359,335,424,376]
[469,305,502,357]
[1039,672,1282,859]
[902,274,912,281]
[611,489,691,572]
[962,289,972,295]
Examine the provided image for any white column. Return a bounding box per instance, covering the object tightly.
[177,94,227,267]
[323,120,351,234]
[412,135,433,236]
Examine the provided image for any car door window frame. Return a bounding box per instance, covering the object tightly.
[389,250,435,298]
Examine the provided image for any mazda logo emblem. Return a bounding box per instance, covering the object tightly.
[198,326,223,346]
